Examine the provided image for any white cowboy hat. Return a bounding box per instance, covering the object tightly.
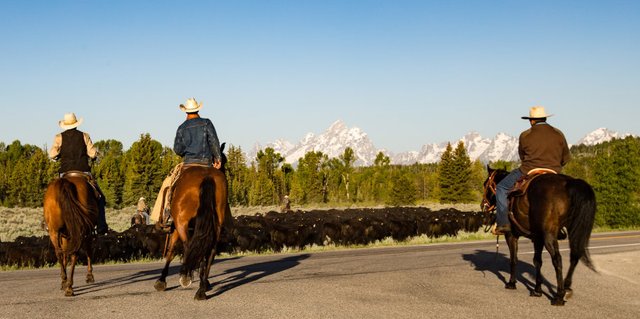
[521,106,553,119]
[138,197,145,202]
[179,98,203,113]
[58,113,83,130]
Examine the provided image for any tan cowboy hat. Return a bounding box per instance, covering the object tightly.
[521,106,553,119]
[58,113,83,130]
[179,98,203,113]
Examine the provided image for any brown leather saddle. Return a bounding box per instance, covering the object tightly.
[61,171,102,200]
[507,168,557,236]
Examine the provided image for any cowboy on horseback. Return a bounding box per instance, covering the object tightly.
[493,106,571,235]
[48,113,109,235]
[151,98,222,229]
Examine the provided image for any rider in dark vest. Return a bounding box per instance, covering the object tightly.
[49,113,109,234]
[493,106,571,235]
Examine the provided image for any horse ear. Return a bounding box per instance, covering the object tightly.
[221,142,226,152]
[486,164,492,173]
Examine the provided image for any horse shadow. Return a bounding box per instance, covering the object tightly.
[206,254,311,299]
[72,256,244,295]
[462,249,556,301]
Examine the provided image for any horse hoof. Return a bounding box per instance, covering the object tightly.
[180,275,192,288]
[530,290,542,297]
[565,289,573,300]
[154,280,167,292]
[194,289,207,301]
[505,282,517,290]
[551,298,566,306]
[64,288,74,297]
[86,274,95,284]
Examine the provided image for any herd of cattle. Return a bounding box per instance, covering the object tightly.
[0,207,491,268]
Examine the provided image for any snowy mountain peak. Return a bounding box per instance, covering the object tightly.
[576,127,627,146]
[249,123,635,167]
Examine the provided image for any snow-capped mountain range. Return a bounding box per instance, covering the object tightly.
[248,121,633,166]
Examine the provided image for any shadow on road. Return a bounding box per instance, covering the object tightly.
[462,249,555,300]
[72,256,243,295]
[207,254,311,299]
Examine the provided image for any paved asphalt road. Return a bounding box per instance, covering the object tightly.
[1,231,639,319]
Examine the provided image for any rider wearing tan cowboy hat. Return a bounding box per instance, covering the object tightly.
[493,106,571,235]
[49,113,109,234]
[151,98,223,228]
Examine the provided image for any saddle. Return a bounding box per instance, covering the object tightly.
[61,171,102,200]
[508,168,557,198]
[506,168,557,237]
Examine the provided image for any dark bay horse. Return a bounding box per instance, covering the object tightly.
[43,174,98,297]
[153,165,227,300]
[482,166,597,305]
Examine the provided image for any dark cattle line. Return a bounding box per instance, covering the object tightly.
[0,207,491,268]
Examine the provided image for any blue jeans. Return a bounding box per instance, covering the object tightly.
[496,169,523,226]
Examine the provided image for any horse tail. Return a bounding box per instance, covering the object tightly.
[56,178,94,254]
[182,176,217,275]
[566,178,597,272]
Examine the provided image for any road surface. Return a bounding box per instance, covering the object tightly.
[1,231,638,319]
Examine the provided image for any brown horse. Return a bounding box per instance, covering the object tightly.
[153,164,227,300]
[482,166,597,305]
[43,173,98,297]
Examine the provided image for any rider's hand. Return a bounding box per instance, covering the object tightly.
[213,160,221,169]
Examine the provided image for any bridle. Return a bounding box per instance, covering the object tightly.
[481,170,498,213]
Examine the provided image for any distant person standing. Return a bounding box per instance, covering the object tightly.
[49,113,109,234]
[493,106,571,235]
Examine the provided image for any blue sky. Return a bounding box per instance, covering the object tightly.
[1,1,638,154]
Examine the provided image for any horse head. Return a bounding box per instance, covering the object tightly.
[481,165,508,213]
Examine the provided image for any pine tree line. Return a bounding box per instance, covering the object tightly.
[1,134,639,228]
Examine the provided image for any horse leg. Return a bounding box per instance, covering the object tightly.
[203,226,222,291]
[195,258,209,300]
[57,250,67,290]
[176,224,194,288]
[530,237,544,297]
[155,232,179,292]
[505,233,518,289]
[64,254,78,297]
[544,234,565,306]
[563,245,581,300]
[85,239,94,284]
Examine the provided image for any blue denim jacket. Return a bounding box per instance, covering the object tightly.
[173,117,221,165]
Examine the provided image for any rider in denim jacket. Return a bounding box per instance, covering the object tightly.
[174,115,222,166]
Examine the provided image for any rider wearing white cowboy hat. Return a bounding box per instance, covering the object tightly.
[151,98,223,229]
[493,106,571,235]
[49,113,109,234]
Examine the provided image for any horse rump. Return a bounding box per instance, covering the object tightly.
[182,176,218,275]
[54,178,95,254]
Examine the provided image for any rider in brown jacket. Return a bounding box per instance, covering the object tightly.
[493,106,571,235]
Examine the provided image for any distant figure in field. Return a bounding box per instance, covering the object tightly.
[131,197,150,226]
[281,195,291,213]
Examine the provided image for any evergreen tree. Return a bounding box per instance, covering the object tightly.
[451,141,473,202]
[226,145,250,206]
[387,170,417,206]
[438,143,455,203]
[593,137,640,227]
[93,140,125,208]
[122,134,164,206]
[292,151,329,204]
